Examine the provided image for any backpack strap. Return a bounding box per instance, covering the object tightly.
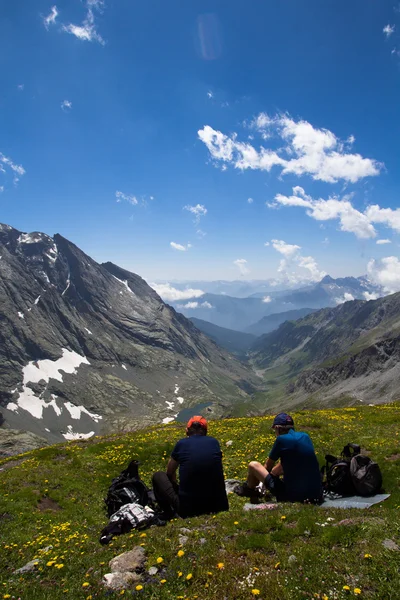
[325,454,338,465]
[342,444,361,458]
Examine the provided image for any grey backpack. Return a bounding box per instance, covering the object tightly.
[349,453,382,497]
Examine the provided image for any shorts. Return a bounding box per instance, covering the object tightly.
[264,475,323,504]
[264,474,287,501]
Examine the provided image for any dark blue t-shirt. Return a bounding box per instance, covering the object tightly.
[269,429,322,502]
[171,435,229,518]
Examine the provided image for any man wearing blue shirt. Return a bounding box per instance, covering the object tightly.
[235,413,323,504]
[152,415,229,519]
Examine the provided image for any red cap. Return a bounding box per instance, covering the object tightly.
[186,415,208,431]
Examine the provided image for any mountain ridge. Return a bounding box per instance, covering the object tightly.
[0,223,258,453]
[250,292,400,408]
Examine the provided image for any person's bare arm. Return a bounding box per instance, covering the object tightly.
[166,457,179,483]
[265,457,275,473]
[271,462,283,477]
[265,457,283,477]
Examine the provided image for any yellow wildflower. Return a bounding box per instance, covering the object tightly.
[178,571,183,578]
[281,515,286,520]
[217,562,224,569]
[135,584,143,591]
[234,521,239,525]
[177,550,185,557]
[186,573,193,580]
[354,589,361,596]
[252,591,260,596]
[343,586,350,592]
[160,579,166,584]
[156,557,163,564]
[82,582,90,588]
[364,553,372,559]
[274,562,280,570]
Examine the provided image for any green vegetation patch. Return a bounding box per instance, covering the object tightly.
[1,404,400,599]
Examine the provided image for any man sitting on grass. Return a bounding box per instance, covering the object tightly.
[235,412,323,504]
[152,415,229,519]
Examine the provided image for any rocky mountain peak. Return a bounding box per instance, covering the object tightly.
[0,223,257,455]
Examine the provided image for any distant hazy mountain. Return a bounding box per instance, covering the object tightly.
[190,318,256,358]
[246,308,318,336]
[0,223,257,453]
[171,275,383,332]
[249,291,400,408]
[153,279,287,298]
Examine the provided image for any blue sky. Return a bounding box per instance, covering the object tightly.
[1,0,400,288]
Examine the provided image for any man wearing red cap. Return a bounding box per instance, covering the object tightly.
[152,415,229,519]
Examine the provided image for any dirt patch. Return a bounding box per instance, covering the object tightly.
[37,497,62,511]
[0,457,29,472]
[335,518,363,527]
[0,512,14,523]
[386,453,400,461]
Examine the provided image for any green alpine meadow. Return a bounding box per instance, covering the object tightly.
[1,404,399,600]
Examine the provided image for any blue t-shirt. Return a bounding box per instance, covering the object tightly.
[269,429,322,502]
[171,435,229,518]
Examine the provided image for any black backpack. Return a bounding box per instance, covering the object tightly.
[104,459,150,517]
[322,444,382,497]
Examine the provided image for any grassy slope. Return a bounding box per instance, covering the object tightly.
[1,405,400,600]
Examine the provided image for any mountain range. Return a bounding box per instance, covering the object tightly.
[170,275,382,332]
[1,221,398,458]
[249,292,400,410]
[0,223,257,455]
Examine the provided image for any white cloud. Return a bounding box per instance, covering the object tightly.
[17,84,24,91]
[184,204,207,224]
[383,24,395,37]
[196,229,206,239]
[116,191,138,205]
[0,152,25,186]
[177,301,213,309]
[62,0,105,45]
[365,205,400,233]
[61,99,72,111]
[207,91,214,99]
[150,283,204,302]
[198,114,382,184]
[271,188,400,241]
[44,5,58,29]
[170,242,191,251]
[233,258,250,275]
[262,296,272,303]
[363,291,380,301]
[271,187,376,239]
[247,197,254,204]
[376,239,392,245]
[367,257,400,294]
[335,292,355,305]
[0,186,4,193]
[268,238,326,284]
[271,239,301,258]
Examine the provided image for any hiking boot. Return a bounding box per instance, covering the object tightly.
[234,482,263,499]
